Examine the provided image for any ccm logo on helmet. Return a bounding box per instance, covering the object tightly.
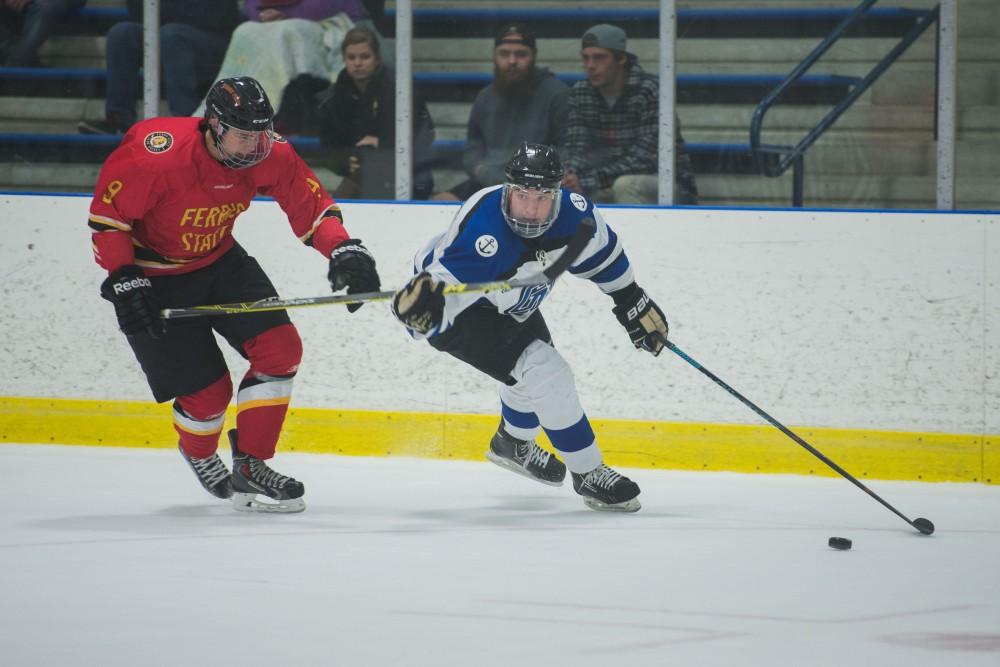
[113,276,152,295]
[626,293,650,320]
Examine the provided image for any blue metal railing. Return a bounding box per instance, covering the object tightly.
[749,0,940,207]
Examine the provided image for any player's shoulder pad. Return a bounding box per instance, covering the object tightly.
[561,188,593,216]
[252,132,298,171]
[118,117,202,167]
[442,191,523,282]
[544,189,595,239]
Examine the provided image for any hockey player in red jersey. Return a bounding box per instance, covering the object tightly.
[89,76,380,513]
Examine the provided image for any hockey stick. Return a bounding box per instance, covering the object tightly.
[658,334,935,535]
[161,217,596,319]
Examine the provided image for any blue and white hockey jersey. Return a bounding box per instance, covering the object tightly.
[406,186,635,338]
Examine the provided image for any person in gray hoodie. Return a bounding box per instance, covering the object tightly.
[433,23,569,201]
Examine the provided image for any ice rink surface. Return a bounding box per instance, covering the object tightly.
[1,444,998,666]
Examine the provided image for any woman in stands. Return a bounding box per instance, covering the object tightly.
[317,25,436,199]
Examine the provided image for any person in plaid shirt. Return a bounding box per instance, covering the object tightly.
[562,24,698,205]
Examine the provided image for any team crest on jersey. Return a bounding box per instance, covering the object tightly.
[143,131,173,154]
[507,283,550,317]
[268,130,287,143]
[570,192,588,211]
[475,234,498,257]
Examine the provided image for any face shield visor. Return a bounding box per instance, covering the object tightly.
[501,183,562,238]
[211,121,274,169]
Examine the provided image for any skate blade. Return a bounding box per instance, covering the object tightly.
[581,496,641,513]
[232,492,305,514]
[486,450,564,487]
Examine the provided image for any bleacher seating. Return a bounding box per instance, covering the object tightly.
[382,5,935,39]
[0,0,996,209]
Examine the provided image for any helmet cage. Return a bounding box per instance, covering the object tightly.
[501,183,562,238]
[210,121,273,169]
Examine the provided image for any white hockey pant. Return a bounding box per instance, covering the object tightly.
[499,340,602,474]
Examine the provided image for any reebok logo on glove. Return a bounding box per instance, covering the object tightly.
[112,276,152,295]
[330,243,371,261]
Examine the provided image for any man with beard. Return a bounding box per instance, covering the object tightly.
[432,23,569,201]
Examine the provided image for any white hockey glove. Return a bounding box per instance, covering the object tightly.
[392,272,445,334]
[611,284,668,356]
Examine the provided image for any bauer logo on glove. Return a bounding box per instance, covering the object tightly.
[611,283,668,356]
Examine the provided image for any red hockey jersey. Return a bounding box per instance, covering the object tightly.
[88,117,349,274]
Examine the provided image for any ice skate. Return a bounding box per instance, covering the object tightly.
[178,445,233,499]
[228,430,305,513]
[486,426,566,486]
[572,464,641,513]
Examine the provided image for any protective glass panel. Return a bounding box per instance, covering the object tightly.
[0,1,994,211]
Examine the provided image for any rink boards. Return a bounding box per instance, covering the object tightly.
[1,195,997,483]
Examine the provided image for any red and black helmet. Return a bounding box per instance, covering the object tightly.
[204,77,274,168]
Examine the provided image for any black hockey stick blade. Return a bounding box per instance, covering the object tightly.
[161,217,596,320]
[659,334,934,535]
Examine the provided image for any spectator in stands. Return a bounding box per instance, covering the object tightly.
[78,1,241,135]
[317,25,435,199]
[0,0,85,68]
[562,24,698,205]
[432,22,568,201]
[194,0,364,118]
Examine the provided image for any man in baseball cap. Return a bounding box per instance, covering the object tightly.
[563,23,698,205]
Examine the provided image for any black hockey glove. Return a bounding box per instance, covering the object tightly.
[611,283,668,356]
[328,238,380,313]
[100,264,162,338]
[392,272,445,335]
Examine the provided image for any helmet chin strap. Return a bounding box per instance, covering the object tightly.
[207,121,231,163]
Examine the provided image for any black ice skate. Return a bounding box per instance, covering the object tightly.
[486,426,566,486]
[229,429,305,513]
[571,464,641,513]
[179,445,233,499]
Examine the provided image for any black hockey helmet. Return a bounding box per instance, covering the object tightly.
[204,77,274,168]
[502,143,564,238]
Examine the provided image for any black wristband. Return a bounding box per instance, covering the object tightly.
[609,282,641,307]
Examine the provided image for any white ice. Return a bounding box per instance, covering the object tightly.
[1,444,998,666]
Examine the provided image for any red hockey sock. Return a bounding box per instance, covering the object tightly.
[235,325,302,459]
[174,374,233,459]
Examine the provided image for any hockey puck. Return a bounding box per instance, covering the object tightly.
[828,537,852,550]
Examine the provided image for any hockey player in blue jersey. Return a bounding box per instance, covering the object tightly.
[391,143,668,512]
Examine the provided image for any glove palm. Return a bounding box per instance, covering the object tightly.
[392,272,445,334]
